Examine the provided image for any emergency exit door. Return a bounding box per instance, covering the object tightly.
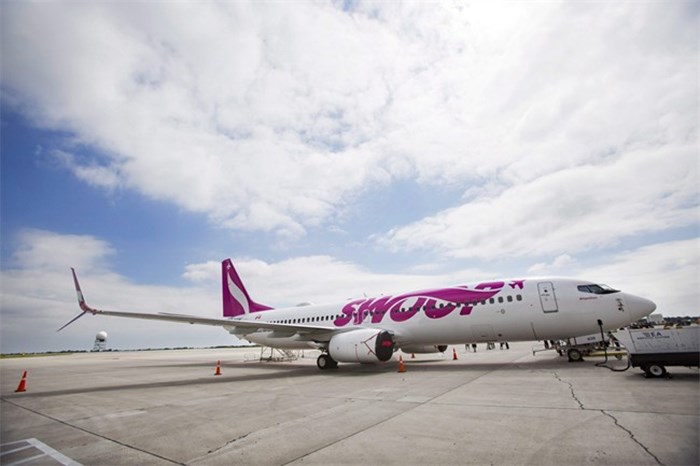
[538,282,558,313]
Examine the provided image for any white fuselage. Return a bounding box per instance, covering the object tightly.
[226,278,656,350]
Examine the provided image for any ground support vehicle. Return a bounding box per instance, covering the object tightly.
[614,327,699,378]
[533,333,620,362]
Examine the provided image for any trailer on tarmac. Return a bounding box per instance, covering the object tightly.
[532,333,621,362]
[614,326,700,378]
[563,333,609,362]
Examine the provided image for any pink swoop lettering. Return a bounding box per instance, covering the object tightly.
[333,280,522,327]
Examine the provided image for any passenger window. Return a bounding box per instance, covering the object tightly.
[498,297,503,303]
[489,298,495,304]
[507,296,513,302]
[516,295,522,301]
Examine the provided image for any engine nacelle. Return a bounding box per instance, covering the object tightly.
[400,345,448,354]
[328,329,394,363]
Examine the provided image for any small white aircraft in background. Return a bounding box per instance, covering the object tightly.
[63,259,656,370]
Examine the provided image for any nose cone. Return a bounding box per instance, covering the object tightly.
[626,294,657,320]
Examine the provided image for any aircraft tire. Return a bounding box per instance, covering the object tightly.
[567,348,584,362]
[317,353,338,370]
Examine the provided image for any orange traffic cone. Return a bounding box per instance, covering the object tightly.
[398,355,406,373]
[214,360,222,376]
[15,370,27,393]
[452,348,458,360]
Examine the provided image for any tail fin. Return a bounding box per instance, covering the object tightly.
[222,259,274,317]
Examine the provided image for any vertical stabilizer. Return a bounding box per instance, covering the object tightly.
[222,259,274,317]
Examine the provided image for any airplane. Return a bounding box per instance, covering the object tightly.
[62,258,657,370]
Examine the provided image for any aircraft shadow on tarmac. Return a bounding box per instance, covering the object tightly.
[2,357,697,399]
[0,358,549,398]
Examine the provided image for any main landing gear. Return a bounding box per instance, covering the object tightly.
[317,353,338,370]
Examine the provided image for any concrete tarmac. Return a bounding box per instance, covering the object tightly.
[1,342,698,466]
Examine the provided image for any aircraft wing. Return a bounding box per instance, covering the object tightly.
[59,268,338,340]
[69,306,336,331]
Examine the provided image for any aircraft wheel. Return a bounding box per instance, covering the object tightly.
[567,348,584,362]
[317,354,338,370]
[643,363,667,378]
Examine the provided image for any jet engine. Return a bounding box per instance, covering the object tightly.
[328,329,394,363]
[400,345,448,354]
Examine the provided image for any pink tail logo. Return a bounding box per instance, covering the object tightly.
[221,259,273,317]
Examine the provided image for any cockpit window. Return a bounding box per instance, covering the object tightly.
[577,284,620,294]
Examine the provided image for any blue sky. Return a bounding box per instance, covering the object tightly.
[1,2,698,353]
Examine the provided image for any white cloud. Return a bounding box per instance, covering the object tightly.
[182,260,220,283]
[51,150,122,190]
[8,229,115,273]
[0,230,231,353]
[185,255,478,307]
[381,145,697,259]
[528,254,578,275]
[2,2,695,245]
[580,238,699,317]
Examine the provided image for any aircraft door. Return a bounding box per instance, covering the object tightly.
[538,282,558,313]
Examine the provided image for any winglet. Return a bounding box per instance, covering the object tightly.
[57,268,96,332]
[71,267,94,313]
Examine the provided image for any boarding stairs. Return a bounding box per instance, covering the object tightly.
[258,347,298,362]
